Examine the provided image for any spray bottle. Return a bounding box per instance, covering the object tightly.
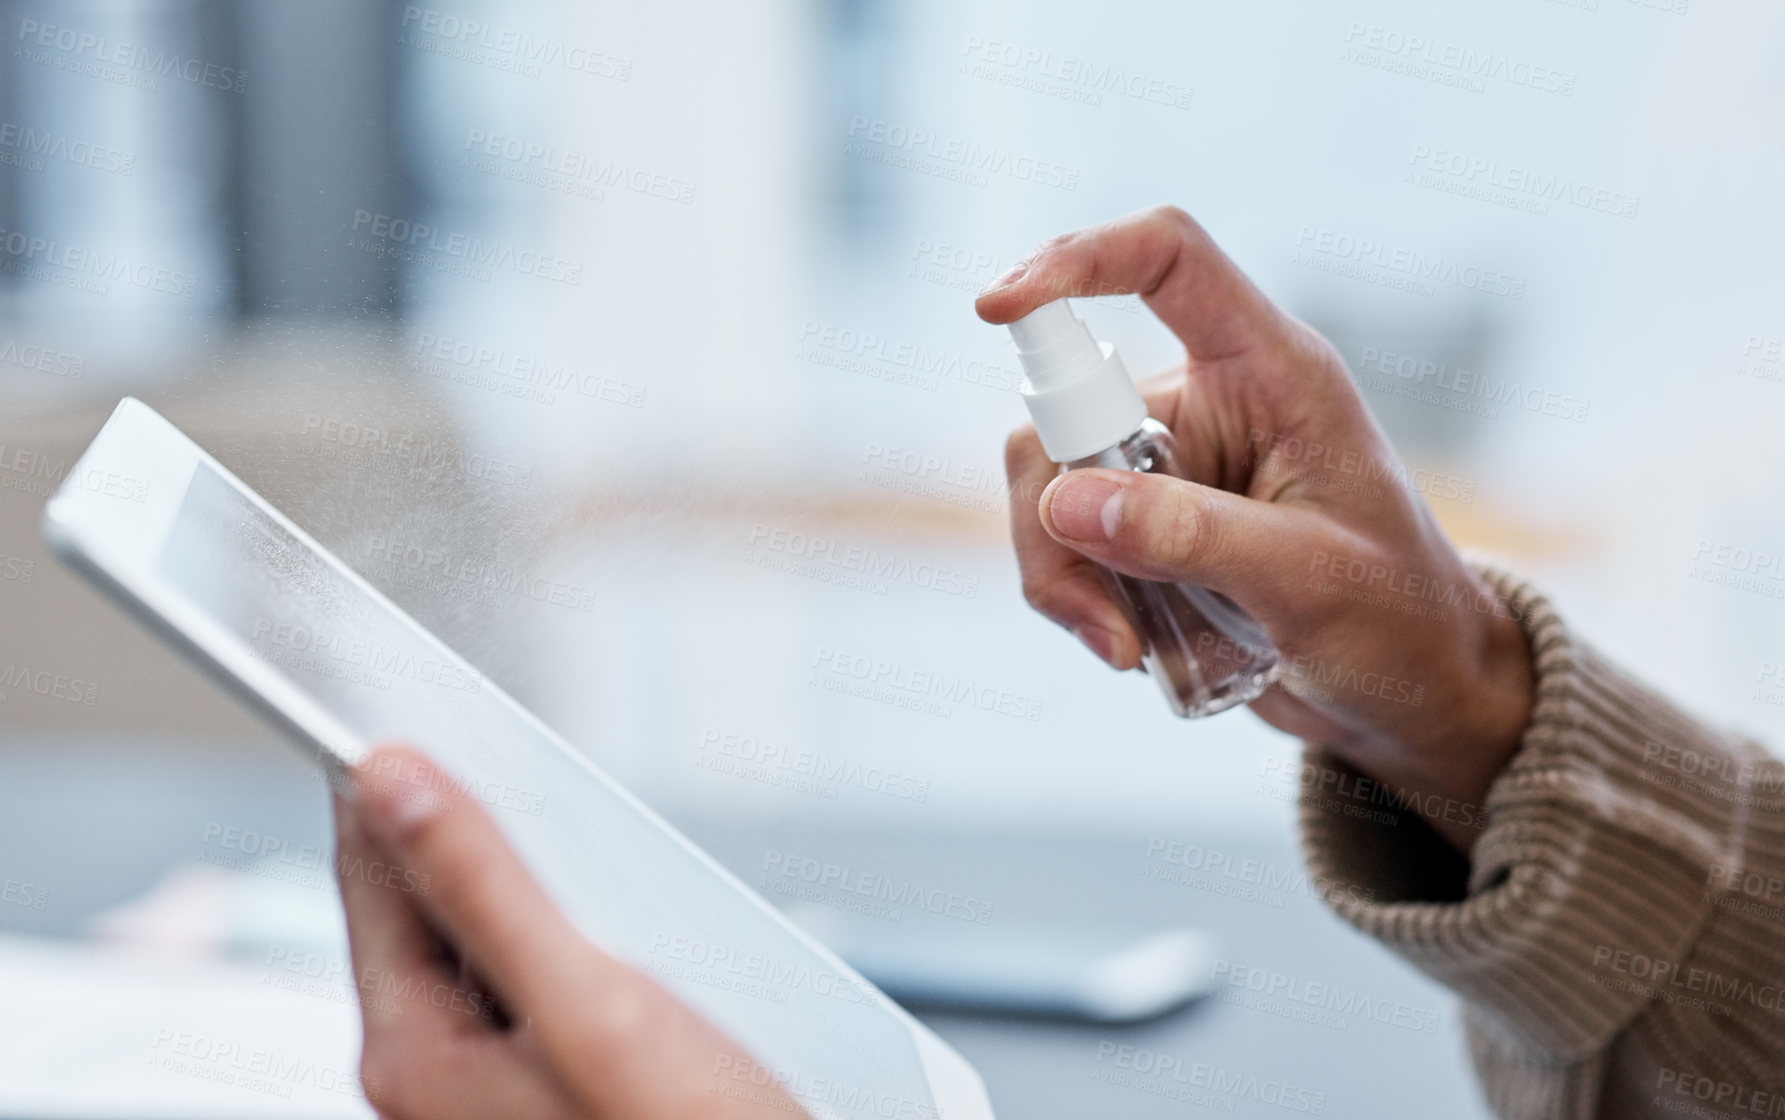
[1007,298,1280,717]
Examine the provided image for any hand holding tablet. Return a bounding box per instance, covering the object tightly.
[337,742,807,1118]
[43,399,994,1120]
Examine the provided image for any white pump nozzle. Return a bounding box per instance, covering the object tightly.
[1008,299,1103,390]
[1007,299,1148,463]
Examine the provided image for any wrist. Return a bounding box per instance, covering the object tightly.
[1417,578,1538,834]
[1325,571,1536,852]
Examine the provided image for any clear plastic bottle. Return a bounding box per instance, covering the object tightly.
[1007,299,1280,717]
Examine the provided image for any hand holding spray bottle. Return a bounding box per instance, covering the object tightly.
[1006,299,1280,717]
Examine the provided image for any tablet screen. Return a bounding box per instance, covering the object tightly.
[146,455,943,1120]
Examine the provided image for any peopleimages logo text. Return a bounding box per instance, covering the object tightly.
[845,116,1080,190]
[0,122,134,174]
[1408,144,1639,218]
[464,128,695,204]
[16,19,247,92]
[1295,226,1526,299]
[1342,23,1576,96]
[399,6,631,80]
[0,227,199,298]
[350,211,583,285]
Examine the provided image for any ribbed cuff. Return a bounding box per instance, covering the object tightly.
[1298,567,1757,1070]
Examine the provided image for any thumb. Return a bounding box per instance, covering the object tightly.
[1038,468,1324,609]
[352,746,808,1118]
[351,745,615,1020]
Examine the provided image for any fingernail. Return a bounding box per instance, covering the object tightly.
[366,786,445,845]
[981,260,1028,294]
[1075,625,1120,667]
[398,788,446,830]
[356,757,447,843]
[1049,476,1123,542]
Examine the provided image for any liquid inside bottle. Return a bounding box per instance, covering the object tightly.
[1066,419,1280,717]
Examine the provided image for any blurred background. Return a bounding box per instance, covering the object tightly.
[3,0,1785,1116]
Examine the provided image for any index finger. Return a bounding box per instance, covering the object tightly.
[975,204,1279,366]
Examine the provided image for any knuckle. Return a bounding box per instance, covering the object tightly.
[395,803,451,862]
[1031,235,1094,291]
[1148,204,1214,258]
[1008,477,1042,510]
[1021,578,1076,624]
[1145,487,1211,574]
[570,973,666,1055]
[358,1047,410,1117]
[601,983,657,1037]
[1003,425,1039,472]
[1149,203,1195,234]
[1004,431,1052,508]
[1013,234,1069,281]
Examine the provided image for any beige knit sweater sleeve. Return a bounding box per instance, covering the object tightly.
[1298,569,1785,1119]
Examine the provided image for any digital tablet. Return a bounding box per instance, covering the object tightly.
[42,397,995,1120]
